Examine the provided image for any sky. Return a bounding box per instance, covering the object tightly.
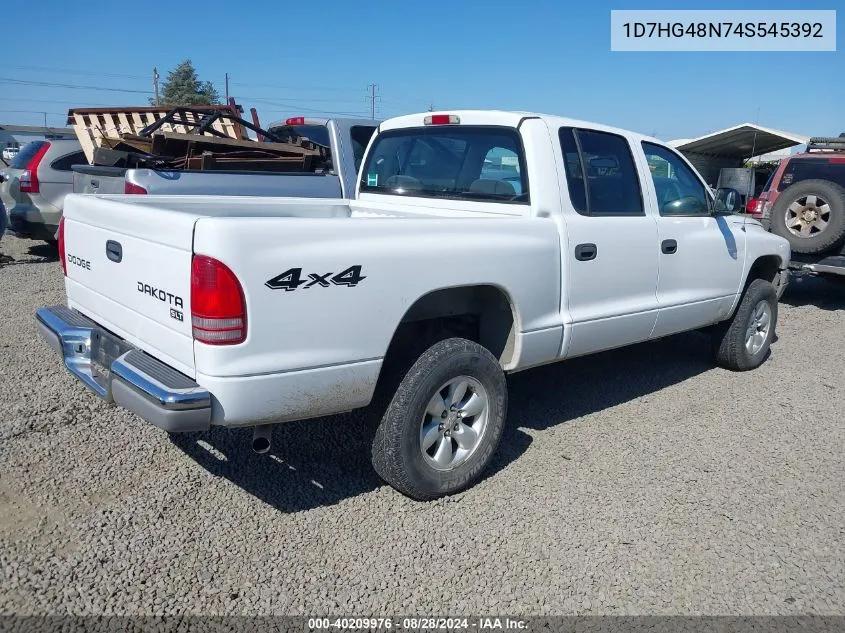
[1,0,842,142]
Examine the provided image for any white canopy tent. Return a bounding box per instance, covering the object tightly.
[668,123,809,185]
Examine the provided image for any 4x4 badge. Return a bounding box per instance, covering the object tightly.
[265,266,366,291]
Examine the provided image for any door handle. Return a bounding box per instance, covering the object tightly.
[661,239,678,254]
[574,243,597,261]
[106,240,123,263]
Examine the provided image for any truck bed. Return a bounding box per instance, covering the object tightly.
[72,165,343,198]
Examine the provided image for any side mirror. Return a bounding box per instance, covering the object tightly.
[714,187,741,215]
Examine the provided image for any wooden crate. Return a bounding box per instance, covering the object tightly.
[66,105,248,164]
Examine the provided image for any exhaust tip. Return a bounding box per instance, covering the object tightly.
[251,424,273,454]
[252,437,271,454]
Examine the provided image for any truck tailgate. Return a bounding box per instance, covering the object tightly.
[73,165,127,195]
[62,194,197,377]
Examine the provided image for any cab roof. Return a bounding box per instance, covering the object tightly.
[379,110,663,145]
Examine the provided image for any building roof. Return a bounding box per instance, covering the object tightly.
[0,124,75,136]
[669,123,809,158]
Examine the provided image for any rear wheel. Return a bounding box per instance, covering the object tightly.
[770,179,845,254]
[371,337,507,501]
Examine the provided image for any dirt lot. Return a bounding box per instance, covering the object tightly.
[1,232,843,616]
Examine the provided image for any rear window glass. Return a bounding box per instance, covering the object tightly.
[359,126,529,204]
[778,158,845,190]
[267,124,331,148]
[9,141,47,169]
[50,151,87,172]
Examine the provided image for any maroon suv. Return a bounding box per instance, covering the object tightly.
[753,137,845,259]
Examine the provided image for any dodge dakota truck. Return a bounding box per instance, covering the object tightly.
[36,110,791,501]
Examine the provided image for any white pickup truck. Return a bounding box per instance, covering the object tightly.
[36,110,790,500]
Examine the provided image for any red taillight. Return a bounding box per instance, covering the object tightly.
[746,197,758,214]
[424,114,460,126]
[285,117,306,126]
[19,142,51,194]
[58,217,67,276]
[829,157,845,164]
[124,181,148,194]
[190,255,247,345]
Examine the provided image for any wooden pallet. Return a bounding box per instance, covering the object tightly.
[66,105,247,164]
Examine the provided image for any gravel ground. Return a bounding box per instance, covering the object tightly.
[1,231,844,616]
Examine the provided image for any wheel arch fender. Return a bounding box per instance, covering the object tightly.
[380,283,522,371]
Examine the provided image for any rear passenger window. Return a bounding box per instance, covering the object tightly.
[558,127,643,216]
[560,128,587,212]
[50,151,87,172]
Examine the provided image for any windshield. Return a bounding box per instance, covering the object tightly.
[359,126,529,203]
[10,141,47,169]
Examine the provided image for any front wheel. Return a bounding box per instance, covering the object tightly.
[711,278,778,371]
[371,337,507,501]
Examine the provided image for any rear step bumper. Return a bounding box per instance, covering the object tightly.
[35,305,211,432]
[789,254,845,276]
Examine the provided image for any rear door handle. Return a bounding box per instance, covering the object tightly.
[106,240,123,263]
[574,243,597,261]
[661,239,677,254]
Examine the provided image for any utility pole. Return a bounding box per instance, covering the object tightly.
[153,66,160,106]
[225,72,230,103]
[43,112,48,127]
[368,83,379,119]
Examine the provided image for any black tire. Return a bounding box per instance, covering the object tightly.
[770,179,845,255]
[371,337,507,501]
[711,278,778,371]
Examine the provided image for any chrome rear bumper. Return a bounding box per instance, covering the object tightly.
[35,305,211,432]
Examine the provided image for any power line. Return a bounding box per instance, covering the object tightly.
[0,77,151,94]
[0,97,112,106]
[3,64,149,80]
[243,95,374,104]
[229,80,362,93]
[244,96,370,117]
[0,109,65,115]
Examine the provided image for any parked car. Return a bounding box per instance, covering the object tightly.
[72,117,379,200]
[35,110,789,501]
[753,136,845,283]
[0,139,86,245]
[2,146,20,163]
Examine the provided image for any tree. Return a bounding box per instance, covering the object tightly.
[152,59,221,107]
